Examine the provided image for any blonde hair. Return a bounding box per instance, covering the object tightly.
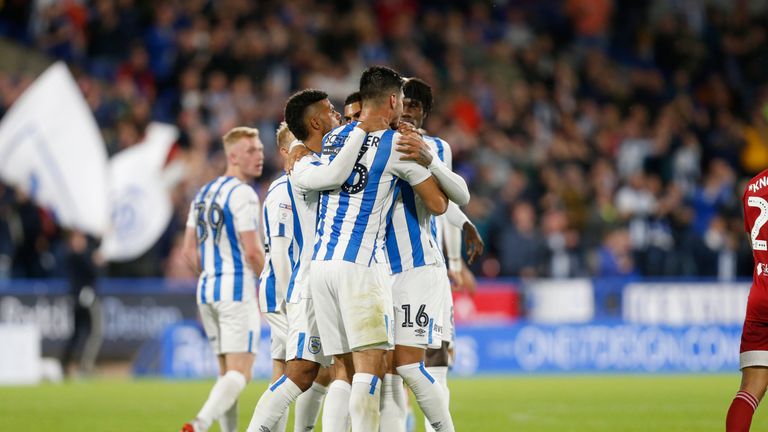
[222,126,259,150]
[275,121,296,150]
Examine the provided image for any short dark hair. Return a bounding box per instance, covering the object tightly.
[344,91,361,106]
[359,66,404,103]
[403,77,433,116]
[284,89,327,141]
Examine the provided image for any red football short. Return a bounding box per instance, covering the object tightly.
[740,320,768,369]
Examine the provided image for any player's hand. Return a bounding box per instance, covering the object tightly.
[460,263,477,295]
[397,121,420,136]
[396,133,433,166]
[448,269,464,291]
[287,144,312,172]
[463,222,484,264]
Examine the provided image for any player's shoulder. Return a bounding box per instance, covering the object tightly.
[323,121,359,148]
[227,178,259,202]
[745,168,768,197]
[265,174,289,199]
[424,134,451,152]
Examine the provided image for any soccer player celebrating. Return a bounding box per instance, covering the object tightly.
[343,91,362,124]
[259,122,333,432]
[247,89,370,432]
[311,65,464,432]
[398,77,485,432]
[181,127,266,432]
[726,168,768,431]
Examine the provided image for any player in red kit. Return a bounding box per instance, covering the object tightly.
[727,168,768,432]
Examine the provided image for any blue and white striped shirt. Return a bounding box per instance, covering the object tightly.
[259,174,296,312]
[186,176,260,304]
[313,124,432,267]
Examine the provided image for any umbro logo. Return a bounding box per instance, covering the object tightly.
[259,427,270,432]
[415,328,426,336]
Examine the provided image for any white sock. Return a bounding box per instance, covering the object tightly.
[293,381,328,431]
[219,400,238,432]
[349,373,381,432]
[196,370,247,430]
[246,375,303,432]
[396,362,454,432]
[322,380,351,432]
[379,374,405,432]
[423,367,449,432]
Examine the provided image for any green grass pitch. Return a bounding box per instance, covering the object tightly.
[0,374,762,431]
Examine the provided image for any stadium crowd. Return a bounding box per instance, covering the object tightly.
[0,0,767,280]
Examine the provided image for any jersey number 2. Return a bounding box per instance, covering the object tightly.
[748,196,768,251]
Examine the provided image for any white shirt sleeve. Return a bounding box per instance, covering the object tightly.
[229,185,260,232]
[390,132,433,186]
[291,127,367,192]
[266,189,293,239]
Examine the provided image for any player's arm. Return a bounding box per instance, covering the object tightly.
[270,236,292,290]
[444,201,484,263]
[266,198,294,292]
[240,230,265,276]
[231,186,266,275]
[412,176,448,215]
[291,127,368,192]
[182,226,200,274]
[397,133,470,206]
[182,203,200,273]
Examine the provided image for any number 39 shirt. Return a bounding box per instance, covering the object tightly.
[186,176,260,304]
[743,168,768,322]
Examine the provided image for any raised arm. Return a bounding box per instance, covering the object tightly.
[412,176,448,215]
[291,127,367,192]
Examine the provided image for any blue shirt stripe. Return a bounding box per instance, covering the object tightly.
[385,182,403,273]
[262,200,277,312]
[433,137,446,162]
[312,191,330,259]
[221,182,244,301]
[285,179,302,302]
[399,181,426,267]
[209,177,235,303]
[342,130,395,262]
[196,178,218,304]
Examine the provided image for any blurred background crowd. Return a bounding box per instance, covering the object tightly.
[0,0,767,281]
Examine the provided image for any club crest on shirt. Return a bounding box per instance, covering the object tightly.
[758,263,768,277]
[308,336,322,354]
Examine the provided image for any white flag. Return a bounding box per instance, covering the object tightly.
[0,62,108,236]
[101,122,179,261]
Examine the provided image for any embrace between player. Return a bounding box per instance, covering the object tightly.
[181,65,482,432]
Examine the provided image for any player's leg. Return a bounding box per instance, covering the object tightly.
[265,311,290,432]
[184,301,258,432]
[322,262,391,432]
[322,356,353,432]
[423,280,453,432]
[393,265,454,432]
[248,299,329,432]
[191,300,258,432]
[727,366,768,432]
[381,349,406,432]
[350,348,387,432]
[293,365,331,432]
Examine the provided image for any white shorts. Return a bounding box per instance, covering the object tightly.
[198,299,260,355]
[375,262,396,348]
[264,311,288,361]
[285,298,332,367]
[439,270,455,348]
[391,263,445,349]
[311,261,392,356]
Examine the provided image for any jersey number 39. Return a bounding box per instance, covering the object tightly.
[195,202,225,243]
